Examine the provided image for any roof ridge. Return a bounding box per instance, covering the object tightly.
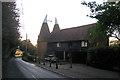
[60,23,96,31]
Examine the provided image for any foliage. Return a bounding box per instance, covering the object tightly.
[87,46,120,70]
[20,39,37,56]
[35,44,37,48]
[22,55,29,62]
[2,2,21,59]
[22,52,35,62]
[81,1,120,41]
[20,39,37,62]
[89,22,109,46]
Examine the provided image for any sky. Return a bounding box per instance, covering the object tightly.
[16,0,108,45]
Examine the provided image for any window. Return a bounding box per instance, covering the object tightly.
[57,43,60,47]
[81,41,87,47]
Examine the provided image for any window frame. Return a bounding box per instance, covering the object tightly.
[81,41,87,47]
[57,42,60,47]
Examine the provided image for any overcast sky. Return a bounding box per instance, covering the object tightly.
[16,0,108,45]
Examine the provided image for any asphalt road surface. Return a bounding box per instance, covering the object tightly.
[3,57,66,79]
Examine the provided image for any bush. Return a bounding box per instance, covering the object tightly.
[27,55,35,62]
[22,52,35,62]
[22,56,29,62]
[87,46,120,70]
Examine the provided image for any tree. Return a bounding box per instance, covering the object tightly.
[35,44,37,48]
[20,39,37,56]
[20,39,37,62]
[81,1,120,42]
[2,2,21,58]
[89,22,109,46]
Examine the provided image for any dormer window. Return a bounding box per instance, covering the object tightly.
[57,43,60,47]
[81,41,87,47]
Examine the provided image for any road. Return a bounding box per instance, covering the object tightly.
[3,57,66,79]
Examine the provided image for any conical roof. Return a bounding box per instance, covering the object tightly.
[52,17,60,32]
[38,15,50,42]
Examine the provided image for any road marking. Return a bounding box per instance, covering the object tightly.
[32,75,38,80]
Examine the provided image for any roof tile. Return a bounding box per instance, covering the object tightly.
[48,23,96,42]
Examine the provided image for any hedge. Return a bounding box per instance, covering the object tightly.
[22,52,35,62]
[87,46,120,70]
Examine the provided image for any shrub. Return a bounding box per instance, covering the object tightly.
[22,56,29,62]
[27,55,35,62]
[87,46,120,70]
[22,52,35,62]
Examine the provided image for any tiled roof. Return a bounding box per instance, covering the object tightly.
[38,23,50,42]
[48,23,96,42]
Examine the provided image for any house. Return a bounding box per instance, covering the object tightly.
[109,40,120,46]
[37,15,96,63]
